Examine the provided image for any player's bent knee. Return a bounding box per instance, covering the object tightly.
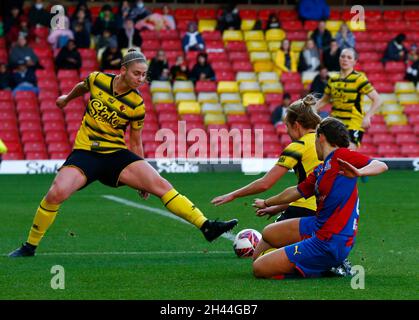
[252,260,267,278]
[46,184,70,204]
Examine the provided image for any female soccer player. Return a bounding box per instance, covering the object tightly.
[9,48,237,257]
[315,48,382,150]
[212,94,321,222]
[251,117,388,279]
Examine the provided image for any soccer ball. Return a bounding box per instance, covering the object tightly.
[233,229,262,258]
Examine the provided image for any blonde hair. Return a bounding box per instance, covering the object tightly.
[285,94,321,129]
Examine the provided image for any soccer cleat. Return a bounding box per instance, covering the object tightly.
[324,259,354,277]
[8,243,37,257]
[201,219,238,242]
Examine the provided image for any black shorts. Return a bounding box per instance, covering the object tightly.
[276,206,316,222]
[348,130,364,147]
[61,149,143,188]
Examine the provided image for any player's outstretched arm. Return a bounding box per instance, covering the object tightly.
[211,165,288,206]
[337,158,388,178]
[252,186,302,215]
[56,82,90,109]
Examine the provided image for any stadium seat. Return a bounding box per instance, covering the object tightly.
[242,92,265,107]
[236,72,257,83]
[197,92,219,104]
[261,82,283,94]
[378,144,401,158]
[380,103,404,115]
[178,101,200,114]
[223,103,245,115]
[215,70,236,81]
[217,81,239,94]
[253,61,274,72]
[244,31,265,41]
[220,93,242,105]
[232,61,254,72]
[258,72,279,83]
[241,19,256,31]
[265,29,286,41]
[239,81,261,93]
[172,81,194,93]
[226,41,247,52]
[247,41,269,52]
[175,92,197,104]
[400,143,419,157]
[395,82,416,94]
[395,133,417,144]
[389,125,413,134]
[152,92,174,104]
[204,114,226,125]
[198,19,217,32]
[150,81,172,93]
[222,30,243,42]
[201,103,223,114]
[385,114,408,126]
[195,81,217,93]
[398,93,419,105]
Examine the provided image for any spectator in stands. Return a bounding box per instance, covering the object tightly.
[11,59,38,95]
[217,4,241,32]
[0,63,12,90]
[117,19,143,49]
[298,0,330,21]
[148,50,170,81]
[406,50,419,86]
[274,39,298,73]
[182,22,205,53]
[382,33,408,64]
[8,35,39,69]
[3,6,22,36]
[135,11,175,32]
[408,44,418,63]
[310,66,329,98]
[72,1,92,23]
[28,0,51,28]
[129,0,151,23]
[170,55,190,81]
[323,39,341,71]
[162,5,176,30]
[48,15,74,49]
[310,20,332,52]
[7,15,34,45]
[265,13,281,30]
[190,52,215,82]
[270,92,291,127]
[71,5,92,34]
[115,1,132,29]
[335,23,355,49]
[55,39,82,70]
[95,28,118,52]
[92,4,118,36]
[73,22,91,49]
[298,39,321,73]
[101,40,123,71]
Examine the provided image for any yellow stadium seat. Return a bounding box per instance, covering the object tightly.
[152,92,174,104]
[326,20,343,32]
[197,92,219,103]
[239,81,261,93]
[385,114,408,126]
[265,29,286,41]
[223,103,245,114]
[380,93,398,105]
[244,30,265,41]
[222,30,243,42]
[261,82,283,94]
[219,93,242,104]
[217,81,239,93]
[258,71,279,83]
[346,20,366,32]
[397,93,419,105]
[175,92,197,104]
[268,41,282,52]
[291,41,306,52]
[253,61,274,72]
[173,80,194,93]
[241,19,256,31]
[380,103,404,115]
[249,51,271,62]
[242,92,265,106]
[204,113,226,125]
[201,103,223,114]
[395,81,416,94]
[246,41,268,52]
[178,101,201,114]
[417,82,419,93]
[198,19,217,32]
[236,72,257,83]
[150,81,172,93]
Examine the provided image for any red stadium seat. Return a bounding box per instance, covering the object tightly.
[45,131,69,144]
[195,81,217,93]
[207,51,229,63]
[281,72,301,83]
[205,40,225,51]
[253,123,276,134]
[372,133,395,144]
[395,133,417,145]
[358,143,377,156]
[196,8,217,19]
[215,70,235,81]
[400,143,419,157]
[303,20,319,31]
[43,121,66,133]
[47,142,71,153]
[378,144,401,157]
[389,125,413,134]
[0,90,13,101]
[250,113,270,124]
[404,10,419,20]
[278,10,298,21]
[286,31,308,41]
[174,8,195,20]
[26,151,49,160]
[373,82,394,93]
[24,141,47,153]
[226,41,247,52]
[227,114,250,124]
[159,30,180,40]
[201,31,222,41]
[232,61,253,72]
[408,114,419,125]
[383,10,402,20]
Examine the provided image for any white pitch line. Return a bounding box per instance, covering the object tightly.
[33,250,232,257]
[102,194,236,241]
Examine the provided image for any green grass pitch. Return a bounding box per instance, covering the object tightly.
[0,171,418,300]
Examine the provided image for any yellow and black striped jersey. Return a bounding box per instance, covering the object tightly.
[73,72,145,153]
[276,132,321,211]
[324,71,374,131]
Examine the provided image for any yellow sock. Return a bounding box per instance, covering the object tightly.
[161,189,208,228]
[27,198,60,246]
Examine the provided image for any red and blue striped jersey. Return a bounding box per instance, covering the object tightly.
[297,148,371,244]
